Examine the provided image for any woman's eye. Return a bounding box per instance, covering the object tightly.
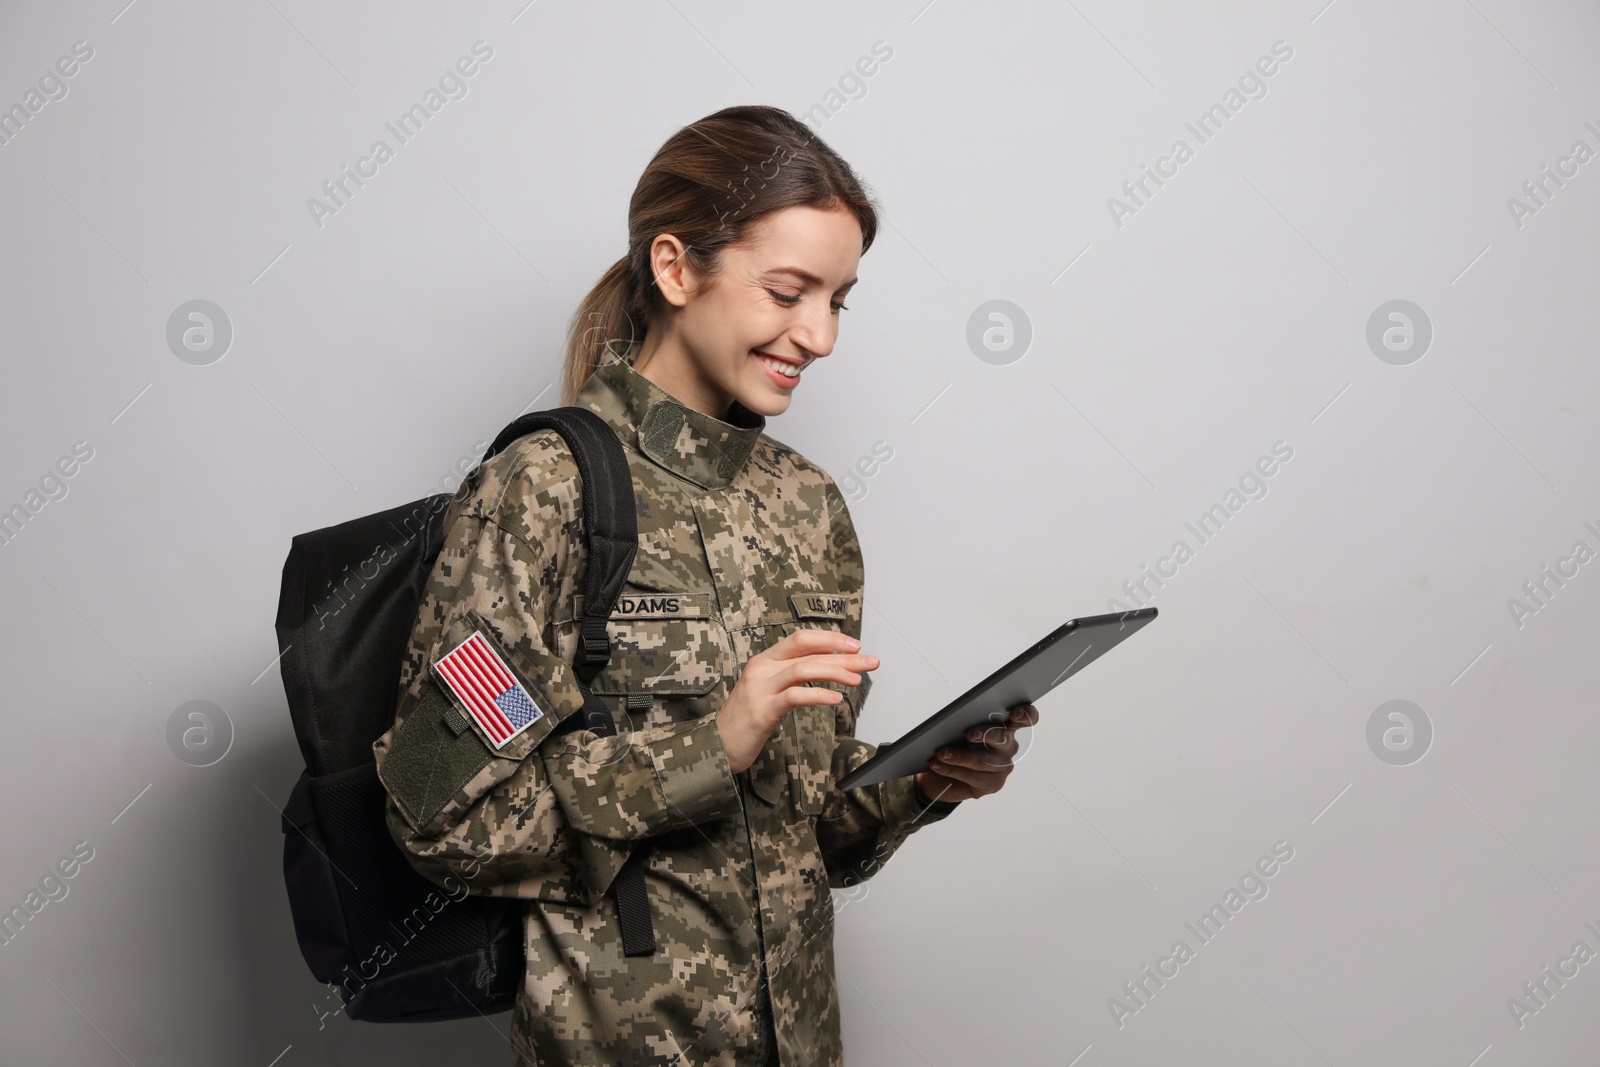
[767,289,849,312]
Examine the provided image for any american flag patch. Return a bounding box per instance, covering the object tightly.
[432,630,543,749]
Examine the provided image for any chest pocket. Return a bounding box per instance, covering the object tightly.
[771,585,862,816]
[742,626,839,816]
[555,578,728,698]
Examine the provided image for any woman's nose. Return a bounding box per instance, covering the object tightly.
[790,306,835,361]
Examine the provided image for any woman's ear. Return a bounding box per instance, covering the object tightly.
[649,232,695,309]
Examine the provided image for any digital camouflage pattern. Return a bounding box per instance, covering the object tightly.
[373,339,958,1066]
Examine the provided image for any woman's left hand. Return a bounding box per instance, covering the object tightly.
[914,703,1038,805]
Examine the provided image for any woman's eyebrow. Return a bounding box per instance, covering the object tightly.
[764,266,858,289]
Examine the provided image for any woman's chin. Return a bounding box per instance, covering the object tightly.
[736,391,792,419]
[732,374,797,418]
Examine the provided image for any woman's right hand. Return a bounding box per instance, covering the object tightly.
[716,628,878,774]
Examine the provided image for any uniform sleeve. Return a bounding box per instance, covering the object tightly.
[812,477,961,890]
[373,436,741,905]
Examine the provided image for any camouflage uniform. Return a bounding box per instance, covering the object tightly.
[373,339,958,1065]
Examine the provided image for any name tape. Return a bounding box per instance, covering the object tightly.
[572,592,714,620]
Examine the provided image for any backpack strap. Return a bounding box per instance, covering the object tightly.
[481,407,657,957]
[484,407,638,684]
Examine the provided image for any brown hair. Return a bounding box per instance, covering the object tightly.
[559,105,880,405]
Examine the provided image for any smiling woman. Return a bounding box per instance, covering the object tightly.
[375,104,1036,1067]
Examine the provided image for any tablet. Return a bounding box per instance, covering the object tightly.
[836,607,1158,791]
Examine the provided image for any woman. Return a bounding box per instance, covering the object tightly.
[374,104,1036,1066]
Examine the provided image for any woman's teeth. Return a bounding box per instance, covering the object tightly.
[757,354,801,378]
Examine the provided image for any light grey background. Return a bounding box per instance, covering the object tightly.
[2,0,1597,1064]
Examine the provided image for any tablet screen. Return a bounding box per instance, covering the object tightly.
[837,607,1158,791]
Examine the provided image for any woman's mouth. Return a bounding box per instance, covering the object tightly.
[754,351,804,389]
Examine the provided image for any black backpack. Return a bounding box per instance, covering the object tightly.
[273,406,656,1023]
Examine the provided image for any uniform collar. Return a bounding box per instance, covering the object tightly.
[575,339,766,490]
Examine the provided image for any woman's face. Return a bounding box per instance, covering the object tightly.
[636,202,862,420]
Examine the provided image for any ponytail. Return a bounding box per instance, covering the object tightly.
[560,257,644,405]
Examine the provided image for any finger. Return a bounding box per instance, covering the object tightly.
[778,654,877,689]
[1009,703,1040,727]
[926,758,1005,795]
[935,743,1013,771]
[969,706,1036,743]
[989,734,1021,760]
[964,724,1021,754]
[770,628,862,659]
[779,686,847,712]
